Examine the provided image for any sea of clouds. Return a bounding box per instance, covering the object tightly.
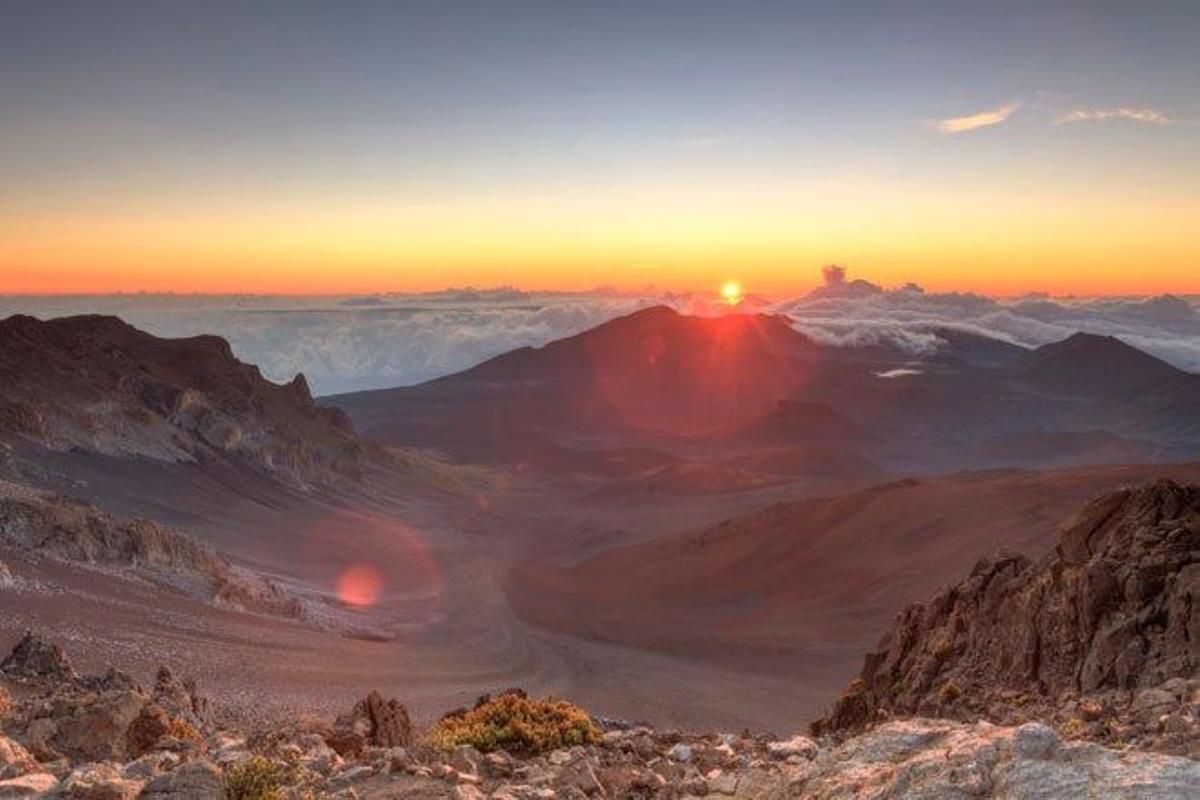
[3,271,1198,396]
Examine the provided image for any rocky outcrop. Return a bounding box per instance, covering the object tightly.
[328,691,413,756]
[0,314,374,489]
[0,632,76,683]
[0,635,211,765]
[0,486,303,620]
[813,480,1200,755]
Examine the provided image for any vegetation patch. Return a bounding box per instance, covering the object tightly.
[425,690,602,755]
[224,755,291,800]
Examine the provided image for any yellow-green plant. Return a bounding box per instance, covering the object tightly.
[426,693,601,755]
[224,755,289,800]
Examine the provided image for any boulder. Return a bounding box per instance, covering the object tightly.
[328,691,412,756]
[57,762,142,799]
[125,704,172,758]
[0,737,36,781]
[0,772,58,798]
[150,668,208,730]
[136,760,224,799]
[0,632,76,682]
[50,690,147,762]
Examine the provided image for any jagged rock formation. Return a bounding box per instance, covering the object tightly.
[0,631,76,683]
[0,482,303,620]
[328,691,413,756]
[813,480,1200,756]
[0,314,374,488]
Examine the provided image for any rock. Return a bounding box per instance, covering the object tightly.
[0,738,36,781]
[667,743,693,762]
[58,763,142,799]
[766,734,818,760]
[0,631,76,682]
[150,668,208,729]
[0,773,58,798]
[50,690,147,761]
[125,704,171,758]
[794,719,1200,799]
[136,759,224,799]
[706,770,739,795]
[1132,688,1177,720]
[0,562,13,588]
[813,481,1200,757]
[1012,722,1059,760]
[328,691,412,756]
[121,753,179,781]
[448,745,480,775]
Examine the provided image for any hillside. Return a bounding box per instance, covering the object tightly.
[0,315,372,489]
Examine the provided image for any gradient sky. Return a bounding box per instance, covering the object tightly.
[2,1,1198,295]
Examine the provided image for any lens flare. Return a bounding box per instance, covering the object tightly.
[721,280,743,306]
[337,565,385,608]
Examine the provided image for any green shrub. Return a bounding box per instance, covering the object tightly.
[426,692,602,755]
[224,755,288,800]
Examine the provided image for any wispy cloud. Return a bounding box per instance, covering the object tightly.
[932,101,1021,134]
[1054,106,1171,126]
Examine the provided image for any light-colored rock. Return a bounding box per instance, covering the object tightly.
[58,762,142,799]
[766,734,819,760]
[0,737,36,781]
[793,719,1200,799]
[1012,722,1059,760]
[0,772,58,798]
[667,743,693,762]
[136,759,224,799]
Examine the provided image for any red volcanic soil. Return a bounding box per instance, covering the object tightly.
[506,462,1200,719]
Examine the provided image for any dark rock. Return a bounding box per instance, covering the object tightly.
[328,691,412,756]
[0,632,77,682]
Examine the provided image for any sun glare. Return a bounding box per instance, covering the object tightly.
[721,280,744,306]
[337,564,385,608]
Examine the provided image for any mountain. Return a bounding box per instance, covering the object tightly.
[328,307,1200,480]
[331,306,829,452]
[813,479,1199,757]
[1018,332,1185,398]
[0,314,373,489]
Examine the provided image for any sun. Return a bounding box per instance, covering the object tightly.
[720,280,744,306]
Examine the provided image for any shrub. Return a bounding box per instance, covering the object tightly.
[426,691,601,755]
[1059,718,1087,739]
[168,717,201,742]
[939,681,962,703]
[224,756,289,800]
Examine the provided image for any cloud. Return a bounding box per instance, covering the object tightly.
[1054,106,1172,126]
[681,136,728,147]
[932,101,1021,134]
[2,274,1198,394]
[772,269,1200,373]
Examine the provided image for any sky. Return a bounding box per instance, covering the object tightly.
[2,1,1199,296]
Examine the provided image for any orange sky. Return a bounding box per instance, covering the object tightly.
[4,4,1197,298]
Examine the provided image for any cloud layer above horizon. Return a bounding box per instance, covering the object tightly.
[3,277,1200,396]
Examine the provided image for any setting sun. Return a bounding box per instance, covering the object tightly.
[721,280,744,306]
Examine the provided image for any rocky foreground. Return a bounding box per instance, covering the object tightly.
[814,480,1200,759]
[0,631,1196,799]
